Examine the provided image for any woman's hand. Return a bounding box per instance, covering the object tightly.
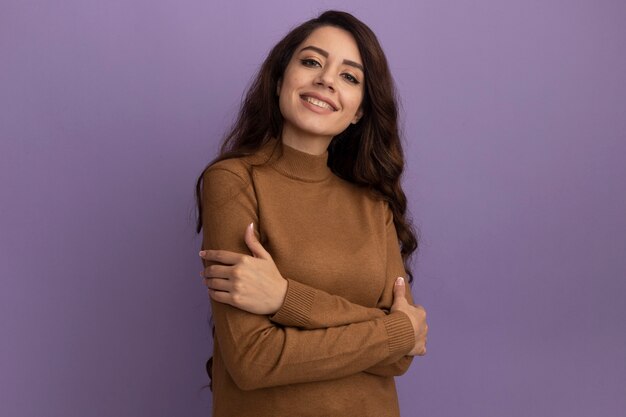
[199,223,288,315]
[391,277,428,356]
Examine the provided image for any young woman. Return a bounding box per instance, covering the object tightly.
[196,10,428,417]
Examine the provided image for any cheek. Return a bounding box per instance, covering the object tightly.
[278,75,302,104]
[278,86,300,120]
[344,91,364,116]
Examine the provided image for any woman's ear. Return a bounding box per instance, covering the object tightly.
[351,108,363,124]
[276,79,282,96]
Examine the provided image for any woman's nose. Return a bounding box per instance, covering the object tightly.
[314,70,335,91]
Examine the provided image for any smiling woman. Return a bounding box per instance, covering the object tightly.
[277,27,364,154]
[195,10,428,417]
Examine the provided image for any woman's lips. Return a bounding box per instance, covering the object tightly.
[300,94,338,112]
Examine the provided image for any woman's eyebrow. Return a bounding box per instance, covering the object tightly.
[299,45,364,72]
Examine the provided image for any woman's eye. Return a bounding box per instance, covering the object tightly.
[301,58,321,67]
[342,73,360,85]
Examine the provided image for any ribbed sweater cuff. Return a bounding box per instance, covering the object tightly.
[270,279,315,327]
[382,311,416,356]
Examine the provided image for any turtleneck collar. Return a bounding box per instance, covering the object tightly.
[259,138,332,182]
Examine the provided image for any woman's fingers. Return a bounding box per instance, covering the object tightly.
[244,223,271,260]
[205,277,231,292]
[393,277,406,299]
[391,277,408,311]
[202,263,234,279]
[200,224,286,314]
[199,249,244,265]
[208,288,232,305]
[389,277,429,356]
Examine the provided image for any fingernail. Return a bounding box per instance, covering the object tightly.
[249,222,254,230]
[199,251,206,257]
[396,277,404,285]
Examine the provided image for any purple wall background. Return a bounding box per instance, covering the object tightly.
[1,0,625,416]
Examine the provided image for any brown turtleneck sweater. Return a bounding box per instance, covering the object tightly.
[201,139,416,417]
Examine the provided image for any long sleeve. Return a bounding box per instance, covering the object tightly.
[201,165,415,390]
[269,279,386,328]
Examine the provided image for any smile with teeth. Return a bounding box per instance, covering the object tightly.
[302,95,337,111]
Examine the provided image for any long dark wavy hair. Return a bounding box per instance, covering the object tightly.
[195,10,419,280]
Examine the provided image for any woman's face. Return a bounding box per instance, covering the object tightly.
[278,26,364,147]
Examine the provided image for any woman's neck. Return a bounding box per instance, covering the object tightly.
[280,126,332,155]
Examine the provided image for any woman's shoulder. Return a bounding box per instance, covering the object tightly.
[204,140,279,183]
[205,157,252,183]
[201,156,259,205]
